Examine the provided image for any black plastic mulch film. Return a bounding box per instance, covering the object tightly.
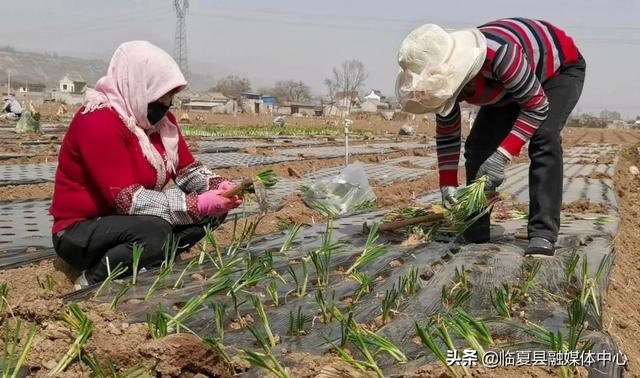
[68,200,621,376]
[0,142,624,376]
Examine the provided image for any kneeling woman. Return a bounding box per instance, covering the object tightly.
[50,41,242,286]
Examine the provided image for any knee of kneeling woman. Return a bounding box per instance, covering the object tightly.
[128,216,173,261]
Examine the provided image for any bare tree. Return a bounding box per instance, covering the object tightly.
[211,75,251,99]
[269,80,311,104]
[325,59,368,114]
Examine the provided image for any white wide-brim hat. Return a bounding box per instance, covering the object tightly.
[395,24,487,117]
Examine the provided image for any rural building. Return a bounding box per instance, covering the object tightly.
[276,102,321,116]
[364,89,384,102]
[240,92,264,114]
[262,96,275,113]
[179,91,234,113]
[58,74,86,94]
[359,100,391,113]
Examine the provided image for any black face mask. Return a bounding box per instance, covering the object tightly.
[147,101,171,125]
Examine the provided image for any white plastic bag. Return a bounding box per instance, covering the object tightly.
[302,162,376,215]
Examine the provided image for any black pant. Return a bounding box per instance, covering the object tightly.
[53,215,223,284]
[464,56,586,243]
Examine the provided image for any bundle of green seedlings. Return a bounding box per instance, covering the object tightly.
[379,267,420,323]
[307,216,341,287]
[2,320,37,378]
[327,314,408,378]
[416,308,495,378]
[490,260,542,319]
[50,304,94,375]
[81,353,149,378]
[441,266,472,310]
[242,326,290,378]
[520,299,595,378]
[387,176,499,240]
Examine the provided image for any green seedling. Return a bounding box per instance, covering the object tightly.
[0,283,8,316]
[453,265,470,290]
[131,243,144,285]
[167,279,230,332]
[441,280,471,311]
[110,283,130,310]
[381,285,402,323]
[399,266,419,296]
[345,223,386,275]
[578,254,609,316]
[266,282,280,307]
[565,250,579,284]
[445,309,494,357]
[490,283,520,318]
[146,305,169,339]
[349,271,372,303]
[211,303,225,343]
[521,260,542,297]
[81,353,148,378]
[242,326,290,378]
[51,305,94,375]
[352,328,408,363]
[173,260,198,289]
[2,321,37,378]
[287,259,309,297]
[330,327,384,378]
[288,306,310,336]
[202,338,235,376]
[251,295,277,348]
[144,267,172,301]
[161,235,180,271]
[94,260,128,299]
[308,248,332,287]
[280,223,303,253]
[415,322,467,378]
[315,289,336,323]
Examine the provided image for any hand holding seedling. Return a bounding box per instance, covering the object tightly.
[197,188,242,216]
[476,150,510,191]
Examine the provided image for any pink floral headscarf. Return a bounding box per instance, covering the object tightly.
[83,41,187,186]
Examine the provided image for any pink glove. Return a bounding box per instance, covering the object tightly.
[197,189,242,217]
[217,181,237,192]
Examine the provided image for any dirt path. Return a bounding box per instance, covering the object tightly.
[606,143,640,376]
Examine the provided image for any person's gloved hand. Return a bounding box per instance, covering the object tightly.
[197,189,242,217]
[217,180,239,193]
[440,186,458,209]
[476,150,511,191]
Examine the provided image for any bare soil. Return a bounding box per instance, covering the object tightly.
[605,143,640,376]
[561,199,610,214]
[0,182,54,202]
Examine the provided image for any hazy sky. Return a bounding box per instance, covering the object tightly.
[4,0,640,116]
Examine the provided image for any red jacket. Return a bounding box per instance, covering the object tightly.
[50,108,196,233]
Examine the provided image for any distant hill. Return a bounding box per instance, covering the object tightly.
[0,47,212,91]
[0,47,107,88]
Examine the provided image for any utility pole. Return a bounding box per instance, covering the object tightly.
[173,0,190,79]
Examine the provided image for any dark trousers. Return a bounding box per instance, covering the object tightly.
[53,215,223,284]
[464,56,586,243]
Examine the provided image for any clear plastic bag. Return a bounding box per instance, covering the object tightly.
[302,162,376,215]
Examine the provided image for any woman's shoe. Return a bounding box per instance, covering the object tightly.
[525,237,555,257]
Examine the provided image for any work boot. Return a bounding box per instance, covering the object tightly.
[525,237,555,257]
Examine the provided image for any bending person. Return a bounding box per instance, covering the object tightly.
[396,18,585,256]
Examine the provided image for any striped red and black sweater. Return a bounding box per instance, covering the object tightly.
[50,107,228,233]
[436,18,580,186]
